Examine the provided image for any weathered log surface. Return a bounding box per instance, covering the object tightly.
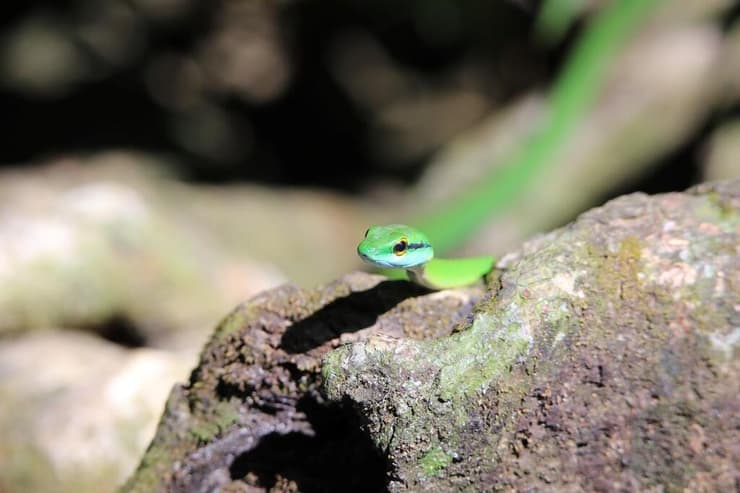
[124,179,739,492]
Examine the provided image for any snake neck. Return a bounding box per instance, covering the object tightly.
[406,265,436,289]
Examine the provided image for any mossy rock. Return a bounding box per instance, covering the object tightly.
[124,180,739,492]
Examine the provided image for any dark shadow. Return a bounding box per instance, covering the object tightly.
[721,2,740,31]
[280,280,429,353]
[90,314,147,348]
[229,396,389,493]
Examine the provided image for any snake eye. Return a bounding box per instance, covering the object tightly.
[393,238,408,256]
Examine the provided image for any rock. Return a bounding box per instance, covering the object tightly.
[0,331,193,493]
[0,154,372,346]
[704,119,740,181]
[123,274,483,493]
[0,153,369,493]
[124,180,738,492]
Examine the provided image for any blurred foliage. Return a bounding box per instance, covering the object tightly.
[416,0,660,252]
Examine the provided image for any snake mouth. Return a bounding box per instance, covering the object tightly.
[358,251,382,266]
[357,249,396,268]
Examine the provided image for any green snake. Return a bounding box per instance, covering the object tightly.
[357,224,494,289]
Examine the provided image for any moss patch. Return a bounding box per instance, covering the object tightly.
[418,445,453,478]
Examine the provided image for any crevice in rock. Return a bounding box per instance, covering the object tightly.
[229,397,389,493]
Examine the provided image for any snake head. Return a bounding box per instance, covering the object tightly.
[357,224,433,269]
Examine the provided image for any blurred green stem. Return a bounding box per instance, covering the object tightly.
[414,0,662,254]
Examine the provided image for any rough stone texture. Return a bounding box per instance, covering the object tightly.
[123,274,483,492]
[125,180,738,492]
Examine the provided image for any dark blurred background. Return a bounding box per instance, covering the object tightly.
[0,1,544,188]
[4,0,732,191]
